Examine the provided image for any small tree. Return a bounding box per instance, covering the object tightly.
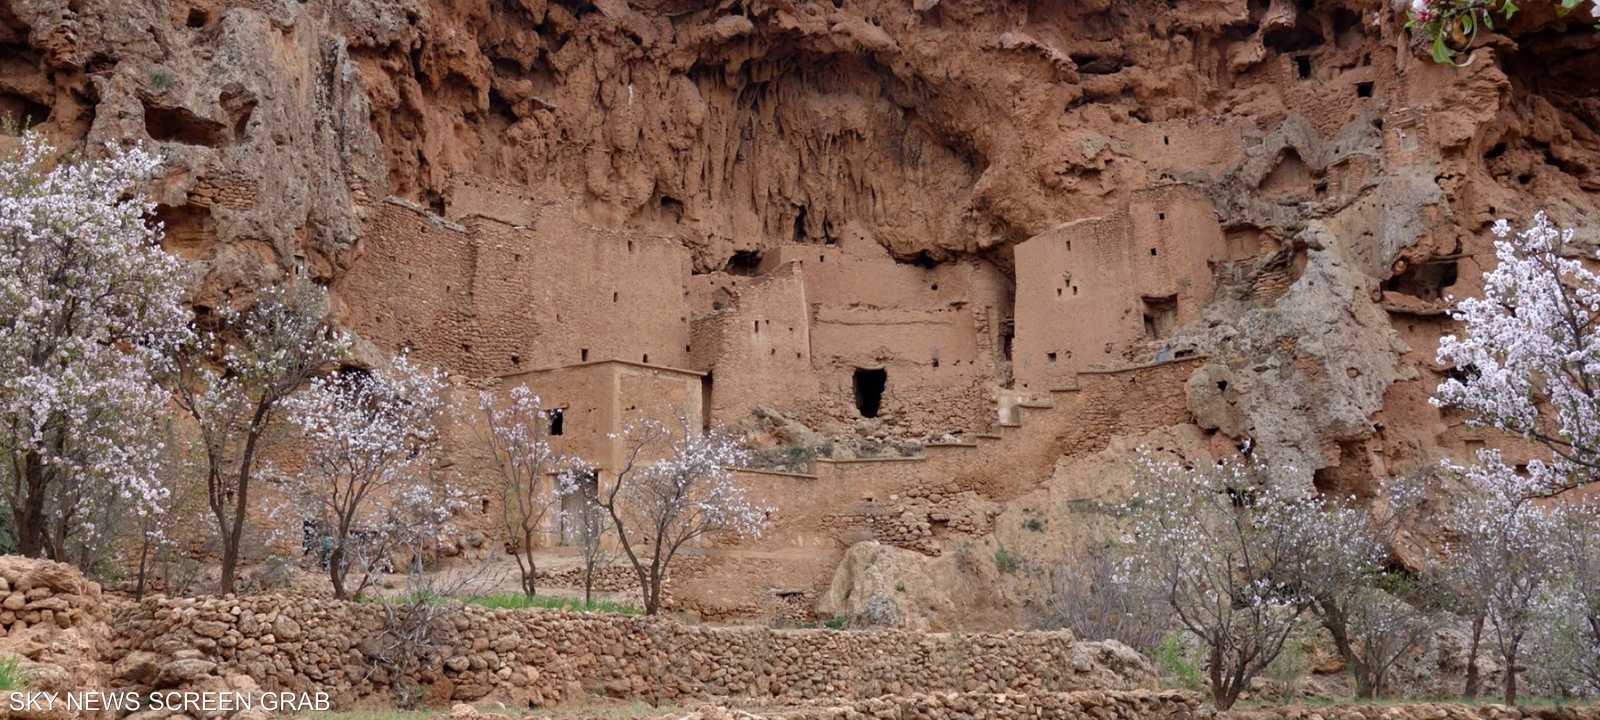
[1432,212,1600,699]
[1294,479,1434,698]
[1123,448,1324,710]
[279,354,449,600]
[1045,545,1170,654]
[133,419,209,599]
[1552,500,1600,693]
[597,416,769,615]
[1434,213,1600,499]
[1434,452,1564,705]
[479,387,586,599]
[557,469,614,606]
[171,279,349,594]
[0,133,189,563]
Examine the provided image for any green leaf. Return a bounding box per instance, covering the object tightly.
[1432,32,1455,63]
[1501,0,1518,18]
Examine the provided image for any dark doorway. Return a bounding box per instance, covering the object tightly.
[559,470,600,546]
[1141,295,1178,339]
[853,368,887,418]
[548,408,564,436]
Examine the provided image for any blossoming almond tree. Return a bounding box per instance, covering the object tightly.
[1433,213,1600,498]
[1123,449,1321,710]
[281,354,450,599]
[170,279,349,594]
[1434,452,1564,705]
[558,471,615,606]
[0,132,190,563]
[478,386,589,599]
[1293,478,1433,699]
[597,415,769,615]
[1551,499,1600,693]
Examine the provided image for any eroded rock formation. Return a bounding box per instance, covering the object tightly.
[3,0,1599,627]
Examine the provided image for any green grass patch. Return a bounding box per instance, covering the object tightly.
[466,594,641,615]
[0,655,27,692]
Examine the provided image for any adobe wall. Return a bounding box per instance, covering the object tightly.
[689,263,819,424]
[667,358,1205,619]
[334,199,479,375]
[105,593,1159,709]
[440,361,706,548]
[765,238,1013,436]
[1013,188,1229,391]
[337,200,693,378]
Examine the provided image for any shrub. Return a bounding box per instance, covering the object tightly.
[1151,633,1203,691]
[993,545,1019,574]
[0,655,26,692]
[1267,639,1311,702]
[1043,547,1170,654]
[822,615,849,630]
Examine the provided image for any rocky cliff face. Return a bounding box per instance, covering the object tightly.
[3,0,1599,625]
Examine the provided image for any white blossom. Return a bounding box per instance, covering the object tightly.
[0,131,190,563]
[1434,212,1600,498]
[277,353,454,599]
[478,386,590,598]
[597,416,770,614]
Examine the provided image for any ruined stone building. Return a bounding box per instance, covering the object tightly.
[4,0,1597,626]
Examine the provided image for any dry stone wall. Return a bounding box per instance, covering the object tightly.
[105,593,1156,709]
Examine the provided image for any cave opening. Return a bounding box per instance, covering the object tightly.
[0,92,50,132]
[1384,258,1459,300]
[142,101,231,147]
[853,368,887,418]
[726,249,764,276]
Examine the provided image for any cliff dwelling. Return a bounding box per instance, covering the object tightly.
[3,0,1600,702]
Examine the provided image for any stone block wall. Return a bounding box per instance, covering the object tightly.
[106,594,1156,708]
[0,557,103,638]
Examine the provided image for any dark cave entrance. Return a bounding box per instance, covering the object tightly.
[853,368,887,419]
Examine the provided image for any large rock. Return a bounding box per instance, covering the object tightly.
[817,541,956,631]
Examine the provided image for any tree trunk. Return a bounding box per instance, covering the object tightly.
[583,562,595,606]
[14,451,49,558]
[218,399,271,595]
[1504,640,1520,706]
[329,545,348,600]
[644,559,663,615]
[1464,613,1484,699]
[1321,603,1373,698]
[1353,663,1375,699]
[219,539,240,595]
[134,536,151,601]
[522,546,537,598]
[1208,643,1228,709]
